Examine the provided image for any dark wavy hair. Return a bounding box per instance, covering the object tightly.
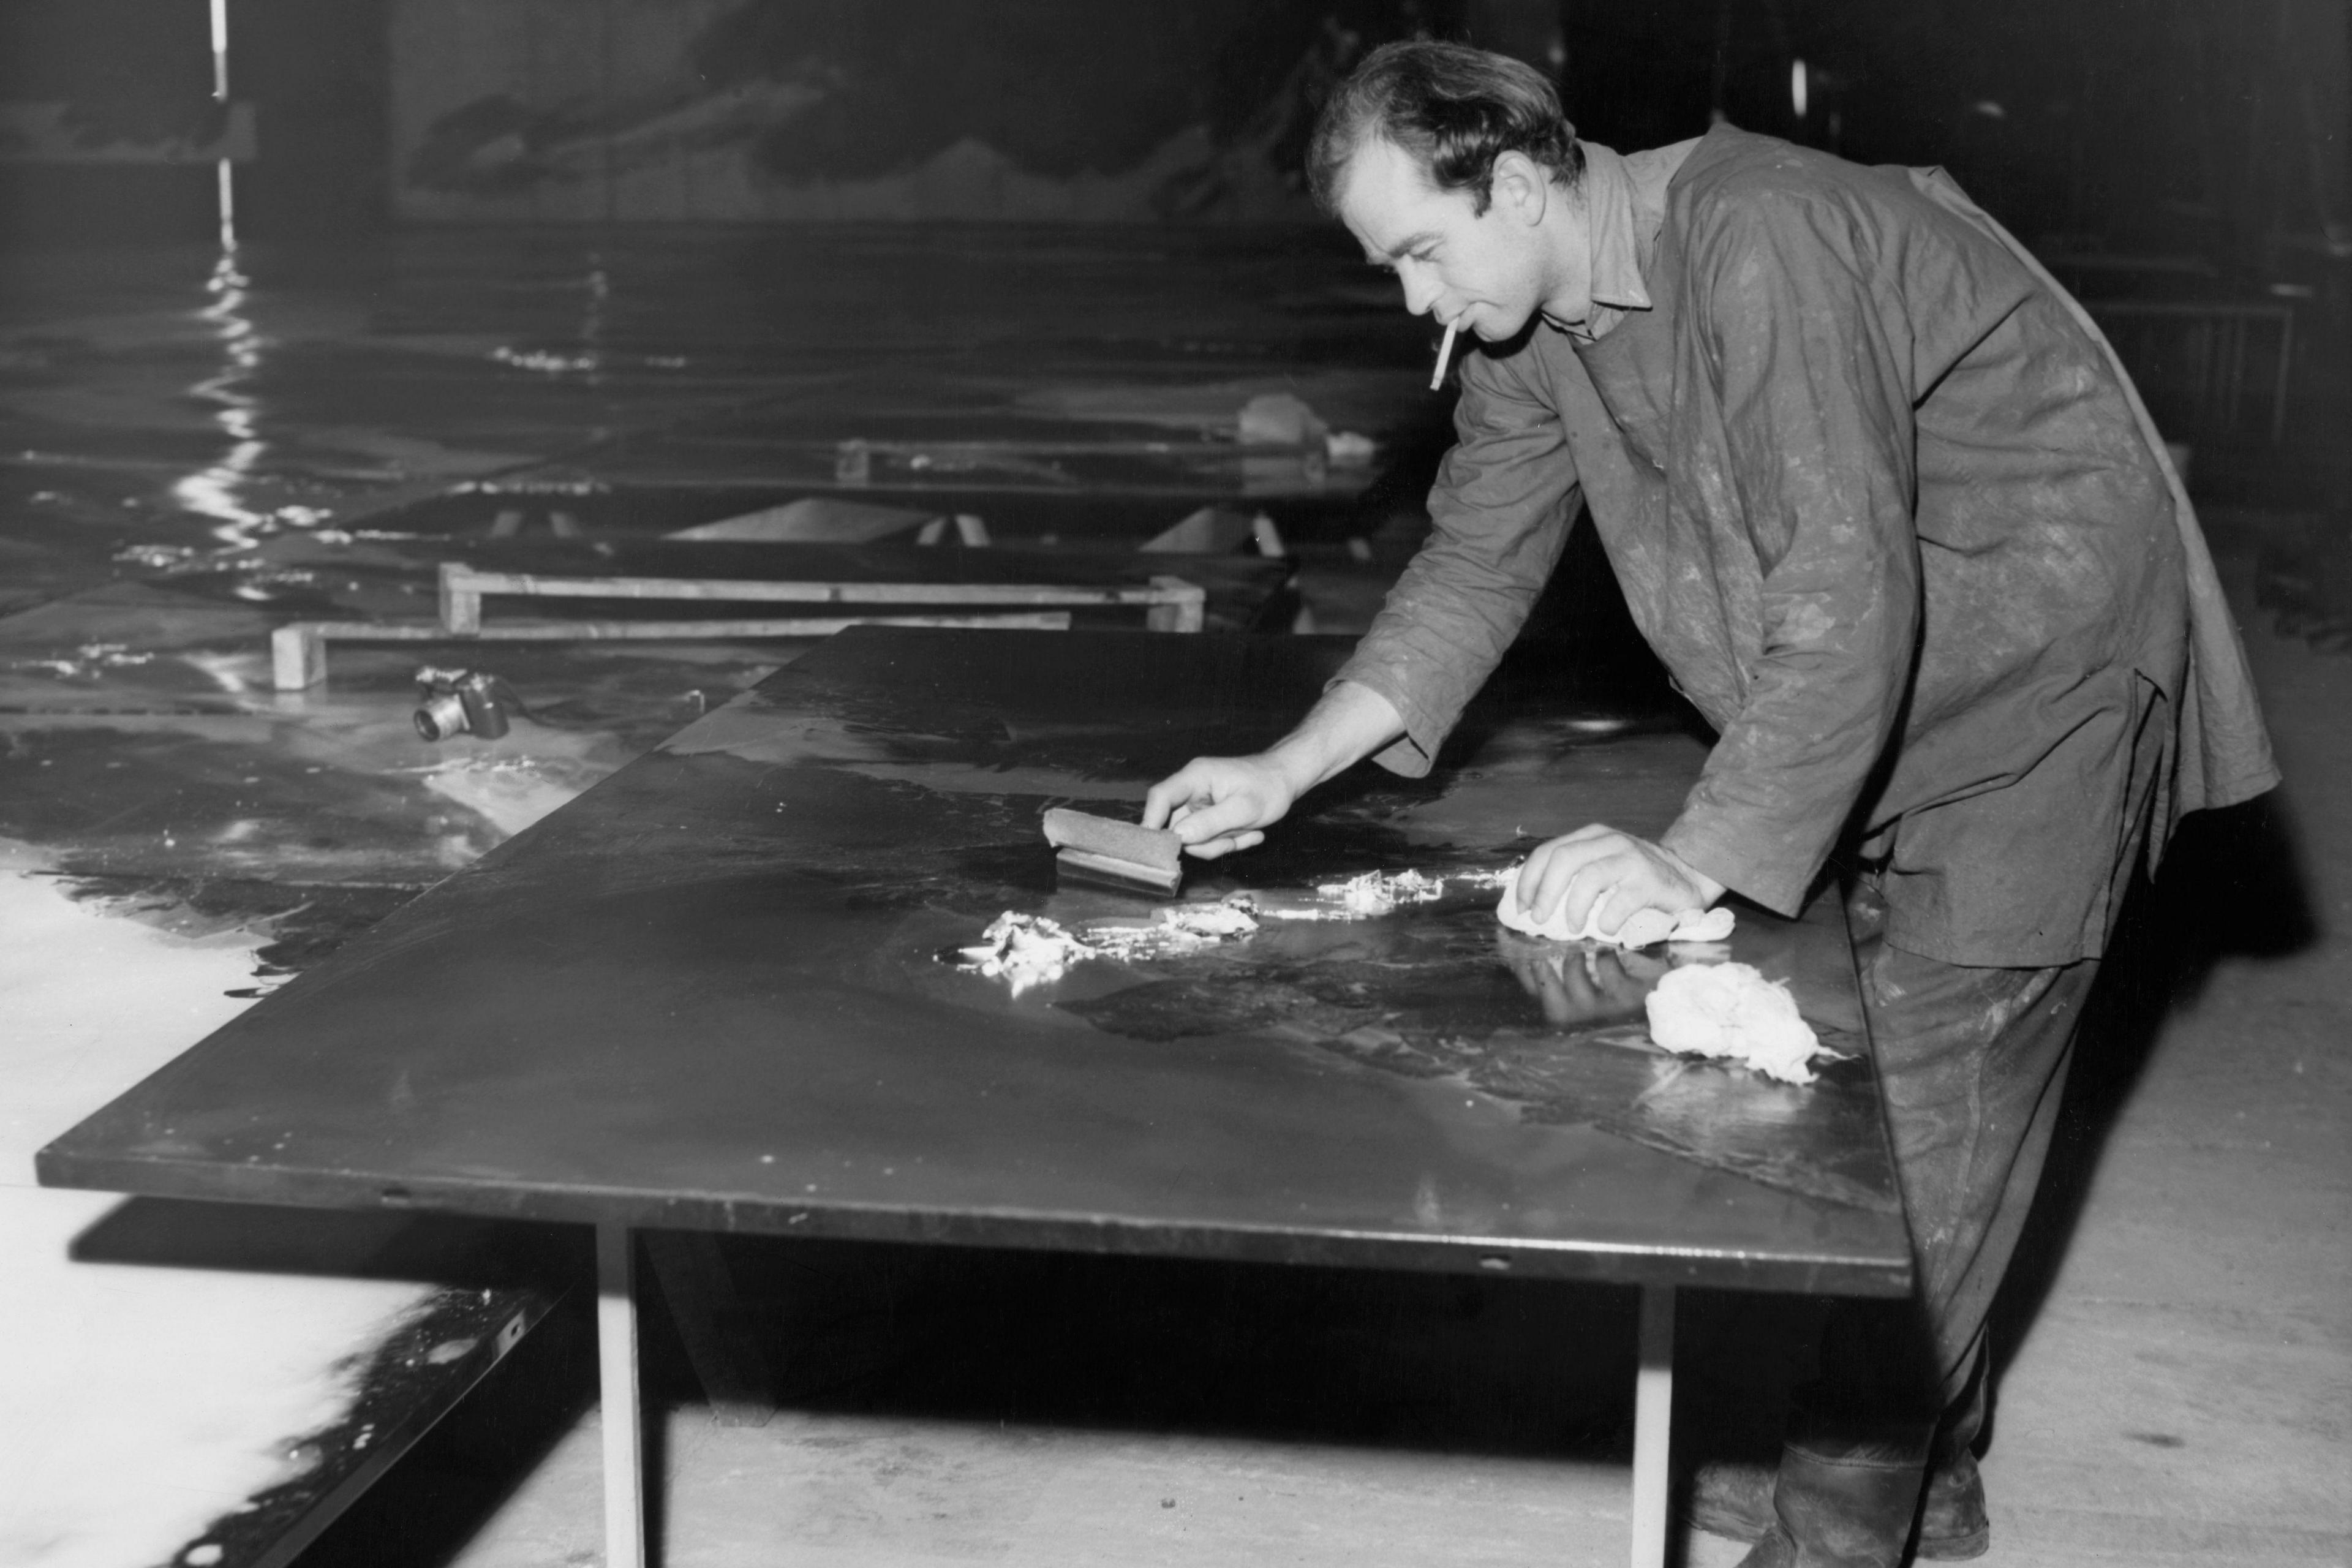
[1307,40,1583,217]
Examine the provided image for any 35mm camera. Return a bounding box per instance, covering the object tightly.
[413,666,522,741]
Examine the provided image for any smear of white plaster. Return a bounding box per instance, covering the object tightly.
[1256,867,1490,923]
[957,912,1098,994]
[1313,869,1446,919]
[1085,898,1260,959]
[0,847,431,1568]
[957,897,1264,993]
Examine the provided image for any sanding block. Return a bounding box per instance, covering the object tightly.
[1042,807,1183,897]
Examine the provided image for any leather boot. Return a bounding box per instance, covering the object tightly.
[1732,1431,1931,1568]
[1687,1450,1989,1560]
[1686,1458,1776,1542]
[1913,1448,1989,1559]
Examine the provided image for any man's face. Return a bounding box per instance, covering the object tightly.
[1336,138,1588,341]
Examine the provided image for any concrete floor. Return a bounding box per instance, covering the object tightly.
[1,232,2346,1567]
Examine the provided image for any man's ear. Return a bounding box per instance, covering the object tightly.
[1490,151,1550,225]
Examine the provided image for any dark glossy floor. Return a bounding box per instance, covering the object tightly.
[2,229,2346,1568]
[0,228,1455,939]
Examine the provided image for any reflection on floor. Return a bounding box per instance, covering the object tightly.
[0,857,427,1568]
[1,232,2345,1567]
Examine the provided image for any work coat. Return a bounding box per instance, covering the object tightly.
[1336,126,2277,967]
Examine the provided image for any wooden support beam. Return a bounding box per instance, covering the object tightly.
[271,624,328,691]
[439,562,481,633]
[436,563,1196,611]
[268,613,1077,690]
[272,568,1204,688]
[1145,575,1205,633]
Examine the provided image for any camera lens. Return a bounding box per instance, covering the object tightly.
[415,690,471,741]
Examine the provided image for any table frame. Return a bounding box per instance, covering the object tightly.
[589,1222,1679,1568]
[42,628,1907,1567]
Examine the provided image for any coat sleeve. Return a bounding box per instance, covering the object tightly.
[1332,345,1583,777]
[1657,190,1924,914]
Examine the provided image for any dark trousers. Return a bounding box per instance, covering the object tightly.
[1758,694,2168,1566]
[1743,885,2113,1567]
[1809,883,2104,1446]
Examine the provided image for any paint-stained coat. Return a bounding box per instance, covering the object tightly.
[1337,127,2277,967]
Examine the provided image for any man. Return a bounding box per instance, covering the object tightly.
[1142,39,2277,1568]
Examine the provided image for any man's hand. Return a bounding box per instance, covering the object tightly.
[1141,680,1406,860]
[1143,755,1301,859]
[1510,823,1727,937]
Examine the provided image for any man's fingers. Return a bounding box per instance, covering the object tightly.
[1166,794,1262,848]
[1143,755,1293,858]
[1141,782,1187,832]
[1514,842,1572,919]
[1569,863,1633,935]
[1530,844,1630,925]
[1514,824,1719,936]
[1514,827,1632,920]
[1183,829,1264,860]
[1142,764,1213,831]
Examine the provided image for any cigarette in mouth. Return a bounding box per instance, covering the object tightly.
[1428,322,1458,391]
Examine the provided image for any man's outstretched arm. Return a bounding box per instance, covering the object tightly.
[1141,680,1405,858]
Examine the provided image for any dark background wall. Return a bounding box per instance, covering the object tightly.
[0,0,2342,262]
[1559,0,2349,273]
[231,0,391,243]
[369,0,2345,239]
[0,0,222,246]
[0,0,386,248]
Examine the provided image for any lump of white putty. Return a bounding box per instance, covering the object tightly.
[1643,961,1825,1084]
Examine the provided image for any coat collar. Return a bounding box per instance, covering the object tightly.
[1572,137,1702,341]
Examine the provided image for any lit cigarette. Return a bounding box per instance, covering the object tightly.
[1428,323,1458,391]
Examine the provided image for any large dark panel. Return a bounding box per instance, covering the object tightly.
[42,628,1909,1296]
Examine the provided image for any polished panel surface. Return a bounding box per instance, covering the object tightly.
[42,628,1909,1295]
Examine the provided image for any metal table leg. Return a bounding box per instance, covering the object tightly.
[598,1221,647,1568]
[1630,1284,1675,1568]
